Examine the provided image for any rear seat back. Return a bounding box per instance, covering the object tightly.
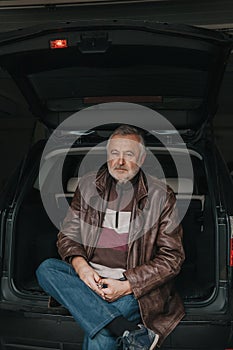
[163,177,204,209]
[55,177,80,225]
[56,177,79,204]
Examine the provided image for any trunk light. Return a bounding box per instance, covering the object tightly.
[50,39,68,49]
[230,216,233,267]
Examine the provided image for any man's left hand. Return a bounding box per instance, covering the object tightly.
[99,278,133,302]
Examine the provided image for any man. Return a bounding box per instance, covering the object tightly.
[37,125,185,350]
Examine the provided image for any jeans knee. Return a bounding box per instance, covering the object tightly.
[36,258,58,283]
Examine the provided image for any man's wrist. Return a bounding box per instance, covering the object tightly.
[68,255,76,264]
[123,280,133,295]
[71,256,89,274]
[68,255,86,265]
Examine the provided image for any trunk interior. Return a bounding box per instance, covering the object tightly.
[12,144,216,305]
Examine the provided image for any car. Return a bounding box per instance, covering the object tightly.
[0,20,233,350]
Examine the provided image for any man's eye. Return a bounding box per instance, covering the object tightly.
[111,151,119,156]
[125,152,134,157]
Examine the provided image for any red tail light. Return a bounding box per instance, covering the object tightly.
[50,39,68,49]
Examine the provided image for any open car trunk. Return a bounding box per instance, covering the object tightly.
[0,21,231,315]
[12,141,216,305]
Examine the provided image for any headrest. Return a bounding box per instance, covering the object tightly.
[161,178,193,194]
[67,177,79,192]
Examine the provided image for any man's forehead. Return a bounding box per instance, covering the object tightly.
[108,134,142,147]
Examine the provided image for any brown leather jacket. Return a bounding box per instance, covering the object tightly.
[57,166,185,346]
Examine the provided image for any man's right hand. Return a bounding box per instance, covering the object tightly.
[71,256,105,298]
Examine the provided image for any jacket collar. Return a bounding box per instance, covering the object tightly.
[94,164,148,203]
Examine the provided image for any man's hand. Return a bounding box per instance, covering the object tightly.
[71,256,105,298]
[99,278,133,302]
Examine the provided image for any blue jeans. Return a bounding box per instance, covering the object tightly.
[36,258,141,350]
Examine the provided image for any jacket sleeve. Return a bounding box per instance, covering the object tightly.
[124,191,185,299]
[57,186,88,262]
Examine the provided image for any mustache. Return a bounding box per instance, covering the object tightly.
[113,165,128,171]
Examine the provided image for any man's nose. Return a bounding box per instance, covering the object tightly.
[117,155,125,165]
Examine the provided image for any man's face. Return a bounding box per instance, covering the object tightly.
[107,134,146,183]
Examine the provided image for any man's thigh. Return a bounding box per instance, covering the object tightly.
[111,293,141,323]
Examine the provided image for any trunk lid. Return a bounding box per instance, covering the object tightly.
[0,21,232,134]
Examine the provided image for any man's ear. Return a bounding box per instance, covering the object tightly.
[139,152,146,166]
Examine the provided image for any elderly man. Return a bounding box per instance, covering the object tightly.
[36,124,185,350]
